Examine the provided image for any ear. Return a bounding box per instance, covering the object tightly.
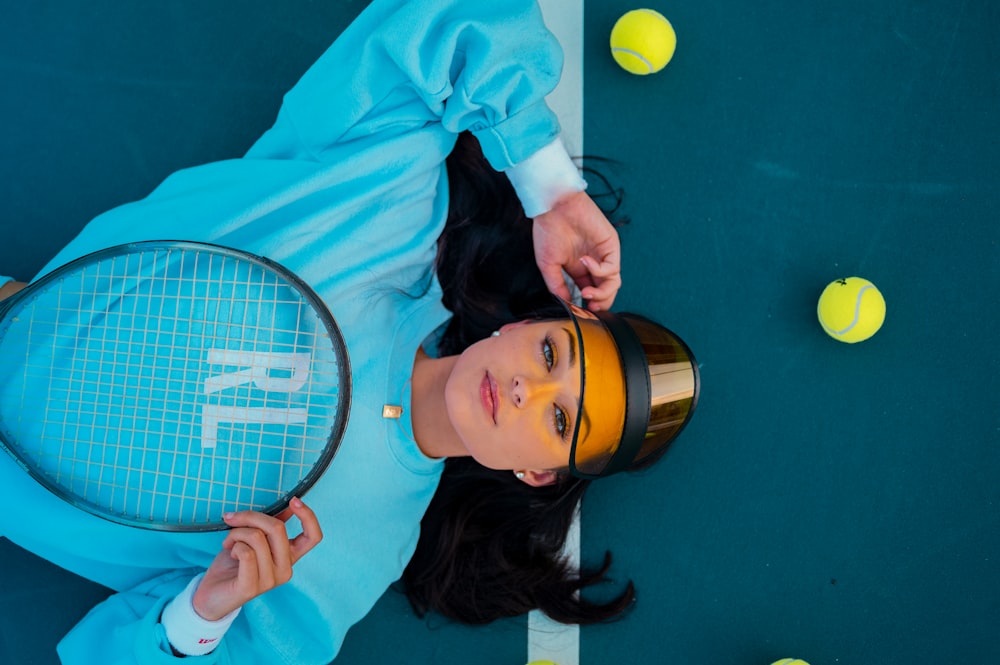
[516,469,558,487]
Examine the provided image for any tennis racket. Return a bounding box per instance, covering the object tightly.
[0,241,350,532]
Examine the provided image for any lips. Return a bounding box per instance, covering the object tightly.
[480,372,499,424]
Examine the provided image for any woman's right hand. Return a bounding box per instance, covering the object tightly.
[532,191,622,312]
[193,497,323,621]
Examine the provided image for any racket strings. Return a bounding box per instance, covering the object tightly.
[1,246,345,528]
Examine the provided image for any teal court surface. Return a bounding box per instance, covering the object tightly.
[1,1,997,663]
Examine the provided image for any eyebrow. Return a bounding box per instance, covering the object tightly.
[562,326,581,437]
[562,327,577,369]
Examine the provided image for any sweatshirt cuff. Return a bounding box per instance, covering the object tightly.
[504,137,587,218]
[160,574,240,656]
[0,275,13,288]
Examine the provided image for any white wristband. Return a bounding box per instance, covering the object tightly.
[161,573,241,656]
[504,137,587,218]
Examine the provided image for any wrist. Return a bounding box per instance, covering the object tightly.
[161,574,241,656]
[504,137,587,217]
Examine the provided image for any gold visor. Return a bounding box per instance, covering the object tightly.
[558,299,699,478]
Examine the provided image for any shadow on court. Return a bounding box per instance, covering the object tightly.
[0,538,112,664]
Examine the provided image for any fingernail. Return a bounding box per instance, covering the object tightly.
[291,497,302,508]
[223,512,234,520]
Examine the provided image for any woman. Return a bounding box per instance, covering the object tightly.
[403,132,701,623]
[0,0,699,662]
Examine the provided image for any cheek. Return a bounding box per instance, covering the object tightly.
[502,420,552,464]
[443,372,471,432]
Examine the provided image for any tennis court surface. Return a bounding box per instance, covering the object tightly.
[2,1,997,663]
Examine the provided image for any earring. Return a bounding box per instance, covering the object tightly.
[515,471,525,479]
[491,330,501,337]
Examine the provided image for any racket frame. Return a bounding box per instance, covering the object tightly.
[0,241,352,531]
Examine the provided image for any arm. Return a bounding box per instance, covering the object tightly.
[504,142,623,310]
[246,0,563,168]
[56,501,322,664]
[164,500,323,657]
[245,0,620,307]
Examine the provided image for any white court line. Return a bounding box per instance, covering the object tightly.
[540,0,585,158]
[528,1,583,664]
[527,504,581,665]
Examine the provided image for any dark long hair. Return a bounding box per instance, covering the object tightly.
[400,133,637,624]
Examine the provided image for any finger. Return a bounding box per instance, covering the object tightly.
[580,254,621,279]
[581,286,618,312]
[560,259,596,291]
[223,510,292,573]
[578,256,621,310]
[229,540,261,596]
[580,272,622,307]
[227,527,279,589]
[288,497,324,563]
[538,264,573,303]
[223,509,286,530]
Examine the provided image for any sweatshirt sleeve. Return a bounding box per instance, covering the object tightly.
[55,558,351,665]
[57,570,235,665]
[245,0,564,172]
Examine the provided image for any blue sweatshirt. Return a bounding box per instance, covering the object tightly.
[0,0,574,662]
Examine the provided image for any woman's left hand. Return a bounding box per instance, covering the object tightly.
[532,191,622,312]
[0,281,26,302]
[192,497,323,621]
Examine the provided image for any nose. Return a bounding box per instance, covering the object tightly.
[510,374,560,408]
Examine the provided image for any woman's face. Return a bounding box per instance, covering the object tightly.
[444,319,582,474]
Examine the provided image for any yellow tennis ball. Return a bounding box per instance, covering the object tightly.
[771,660,811,665]
[610,9,676,75]
[817,277,886,343]
[526,661,559,665]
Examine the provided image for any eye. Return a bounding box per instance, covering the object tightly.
[542,335,556,370]
[553,404,569,440]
